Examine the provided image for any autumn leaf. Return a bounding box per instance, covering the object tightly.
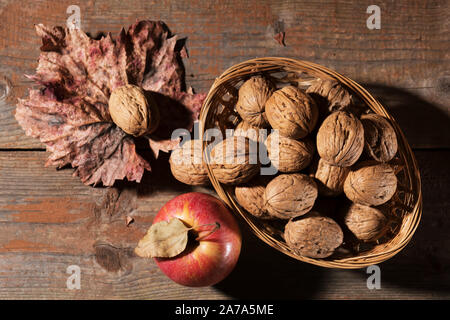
[15,20,206,186]
[135,218,191,258]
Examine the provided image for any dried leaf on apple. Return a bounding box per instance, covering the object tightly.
[135,218,190,258]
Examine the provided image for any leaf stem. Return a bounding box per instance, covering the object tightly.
[194,222,221,241]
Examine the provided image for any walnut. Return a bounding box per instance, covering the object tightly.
[265,173,318,219]
[265,132,314,173]
[235,176,272,219]
[265,86,318,139]
[169,139,209,186]
[312,158,350,196]
[361,114,398,162]
[344,162,397,206]
[109,84,159,137]
[306,79,354,115]
[234,121,266,143]
[343,203,389,242]
[284,212,343,258]
[235,76,273,128]
[316,111,364,167]
[209,136,260,185]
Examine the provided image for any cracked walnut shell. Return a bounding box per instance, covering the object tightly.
[344,162,397,206]
[235,76,273,128]
[361,114,398,163]
[265,86,318,139]
[316,111,364,167]
[265,173,318,219]
[209,136,260,185]
[284,212,343,258]
[169,139,209,186]
[109,84,160,137]
[343,203,389,242]
[265,132,314,173]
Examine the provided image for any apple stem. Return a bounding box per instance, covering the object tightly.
[194,222,221,241]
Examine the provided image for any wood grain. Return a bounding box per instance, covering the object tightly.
[0,0,448,300]
[0,0,448,149]
[0,150,448,299]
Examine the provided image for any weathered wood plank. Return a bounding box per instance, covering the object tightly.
[0,150,448,299]
[0,0,448,149]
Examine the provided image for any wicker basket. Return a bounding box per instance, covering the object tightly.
[199,57,422,269]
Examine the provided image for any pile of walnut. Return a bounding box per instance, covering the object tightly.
[169,76,400,259]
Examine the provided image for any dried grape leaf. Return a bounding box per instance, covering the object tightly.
[16,20,205,186]
[135,218,190,258]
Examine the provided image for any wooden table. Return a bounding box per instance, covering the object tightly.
[0,0,449,299]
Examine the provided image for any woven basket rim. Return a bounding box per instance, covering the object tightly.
[199,57,422,269]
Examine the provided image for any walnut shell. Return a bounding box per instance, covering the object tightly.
[234,121,266,143]
[306,79,353,114]
[265,173,318,219]
[169,139,209,186]
[265,132,314,173]
[344,162,397,206]
[316,111,364,167]
[265,86,318,139]
[209,136,260,185]
[312,158,350,196]
[361,114,398,162]
[235,76,273,127]
[284,212,343,258]
[235,176,272,219]
[343,203,389,242]
[109,84,159,137]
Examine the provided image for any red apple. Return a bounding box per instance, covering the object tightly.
[152,192,241,287]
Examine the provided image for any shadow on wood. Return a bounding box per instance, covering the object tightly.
[361,150,450,295]
[348,83,450,297]
[362,84,450,149]
[213,220,324,299]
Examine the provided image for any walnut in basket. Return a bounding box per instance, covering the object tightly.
[235,176,272,219]
[265,86,318,139]
[284,212,343,258]
[343,203,389,242]
[312,158,350,196]
[265,173,318,219]
[316,111,364,167]
[234,121,266,143]
[344,162,397,206]
[235,76,273,128]
[209,136,260,185]
[361,113,398,163]
[169,139,209,186]
[265,132,314,173]
[306,79,353,113]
